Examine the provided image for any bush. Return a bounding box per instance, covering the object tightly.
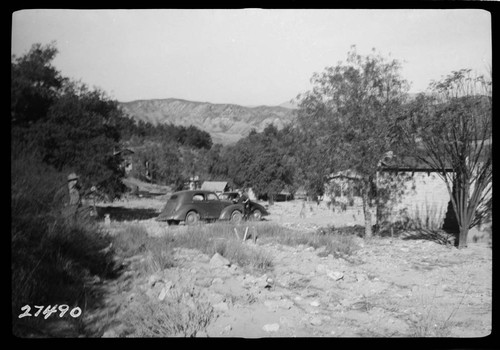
[125,287,214,337]
[110,224,150,258]
[11,151,115,336]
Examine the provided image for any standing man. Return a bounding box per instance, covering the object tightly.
[66,172,82,220]
[238,189,251,219]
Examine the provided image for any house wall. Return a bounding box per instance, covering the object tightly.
[378,170,450,229]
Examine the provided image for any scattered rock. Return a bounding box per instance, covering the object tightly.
[327,271,344,281]
[224,325,232,332]
[263,323,280,332]
[310,317,323,326]
[148,274,164,287]
[400,247,410,252]
[210,253,231,268]
[310,300,320,307]
[158,285,170,301]
[256,274,271,288]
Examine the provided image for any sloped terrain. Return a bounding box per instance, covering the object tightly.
[119,98,297,145]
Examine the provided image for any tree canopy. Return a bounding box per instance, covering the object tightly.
[295,46,410,236]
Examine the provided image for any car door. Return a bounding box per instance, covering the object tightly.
[191,192,209,219]
[204,192,225,219]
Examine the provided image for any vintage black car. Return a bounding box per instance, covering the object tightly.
[156,190,269,225]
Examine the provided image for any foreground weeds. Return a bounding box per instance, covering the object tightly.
[12,151,117,337]
[123,287,214,337]
[110,220,360,276]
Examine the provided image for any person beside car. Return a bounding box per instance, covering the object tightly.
[237,189,251,219]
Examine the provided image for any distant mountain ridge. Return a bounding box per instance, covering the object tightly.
[118,98,297,145]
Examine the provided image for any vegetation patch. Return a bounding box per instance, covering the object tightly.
[123,287,214,337]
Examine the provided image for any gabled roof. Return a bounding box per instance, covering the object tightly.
[201,181,229,192]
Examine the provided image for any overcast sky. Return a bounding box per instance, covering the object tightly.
[11,9,491,106]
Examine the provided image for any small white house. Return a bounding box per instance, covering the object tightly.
[201,181,230,195]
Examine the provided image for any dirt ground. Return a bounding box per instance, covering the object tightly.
[87,197,492,338]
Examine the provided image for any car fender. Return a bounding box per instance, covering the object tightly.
[250,202,269,216]
[219,203,244,220]
[173,205,201,221]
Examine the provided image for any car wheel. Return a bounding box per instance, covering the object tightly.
[185,211,200,225]
[251,209,262,221]
[230,210,243,223]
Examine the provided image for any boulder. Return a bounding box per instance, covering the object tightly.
[210,253,231,268]
[327,271,344,281]
[158,285,170,301]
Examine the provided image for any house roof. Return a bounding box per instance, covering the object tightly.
[328,170,364,181]
[113,148,135,157]
[201,181,229,192]
[381,155,454,172]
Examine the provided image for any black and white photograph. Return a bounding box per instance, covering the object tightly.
[11,8,492,339]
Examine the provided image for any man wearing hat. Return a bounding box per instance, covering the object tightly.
[65,172,82,220]
[67,173,81,206]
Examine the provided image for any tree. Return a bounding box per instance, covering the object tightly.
[395,69,492,248]
[247,131,294,202]
[11,42,66,126]
[295,46,410,237]
[220,124,295,201]
[12,42,132,198]
[129,140,183,188]
[32,83,127,198]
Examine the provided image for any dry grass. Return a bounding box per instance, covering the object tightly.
[408,283,471,337]
[123,287,214,337]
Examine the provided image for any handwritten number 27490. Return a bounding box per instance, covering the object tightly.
[18,305,82,319]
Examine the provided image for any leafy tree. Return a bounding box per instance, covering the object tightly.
[183,125,213,149]
[295,46,409,237]
[32,84,126,198]
[11,42,66,126]
[220,124,295,202]
[129,140,183,188]
[12,43,128,198]
[395,69,492,248]
[204,143,230,181]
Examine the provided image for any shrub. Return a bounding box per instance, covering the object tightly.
[125,287,214,337]
[110,223,150,258]
[143,238,176,273]
[11,151,114,337]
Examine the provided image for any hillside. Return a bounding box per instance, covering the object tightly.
[118,98,297,145]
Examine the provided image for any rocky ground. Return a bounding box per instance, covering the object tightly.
[48,198,492,338]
